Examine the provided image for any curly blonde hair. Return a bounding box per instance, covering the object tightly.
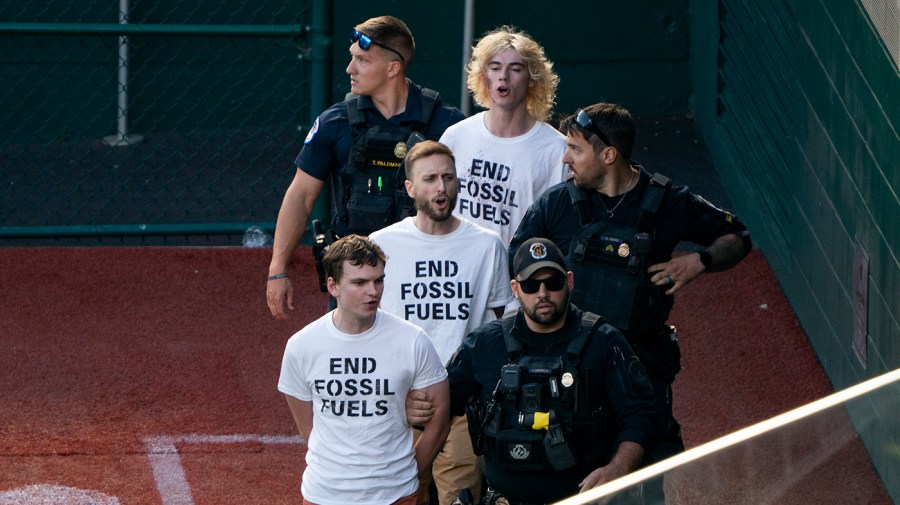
[466,26,559,122]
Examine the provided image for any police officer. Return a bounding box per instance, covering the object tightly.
[509,102,752,472]
[267,15,465,320]
[441,237,658,504]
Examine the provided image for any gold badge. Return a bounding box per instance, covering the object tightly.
[393,141,408,159]
[561,372,575,387]
[529,242,548,259]
[618,243,630,258]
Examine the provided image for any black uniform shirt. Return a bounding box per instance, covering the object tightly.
[446,306,658,503]
[508,166,750,334]
[510,166,749,267]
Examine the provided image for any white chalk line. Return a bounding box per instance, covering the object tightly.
[0,484,120,505]
[143,434,305,505]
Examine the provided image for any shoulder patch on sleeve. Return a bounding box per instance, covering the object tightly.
[304,117,320,144]
[627,355,654,397]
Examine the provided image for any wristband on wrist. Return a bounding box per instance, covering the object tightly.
[697,250,713,269]
[267,273,289,281]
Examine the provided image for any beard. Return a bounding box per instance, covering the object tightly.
[570,170,600,192]
[522,290,570,327]
[415,191,458,222]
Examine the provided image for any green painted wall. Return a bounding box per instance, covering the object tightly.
[330,0,692,116]
[691,0,899,499]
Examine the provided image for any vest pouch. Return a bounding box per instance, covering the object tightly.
[493,429,549,471]
[570,263,640,332]
[568,222,647,333]
[632,327,681,383]
[359,129,409,172]
[659,327,682,378]
[544,422,577,471]
[465,398,496,456]
[346,192,394,235]
[338,115,414,235]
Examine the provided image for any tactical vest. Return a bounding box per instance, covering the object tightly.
[467,313,613,473]
[330,88,440,236]
[565,173,672,340]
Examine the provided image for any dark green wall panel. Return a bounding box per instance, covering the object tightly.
[693,0,898,498]
[798,2,899,256]
[330,0,692,115]
[330,1,467,108]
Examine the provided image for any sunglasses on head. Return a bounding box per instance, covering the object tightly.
[574,108,613,147]
[517,275,566,294]
[351,28,406,62]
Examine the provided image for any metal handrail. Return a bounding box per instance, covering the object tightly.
[0,22,306,37]
[0,223,275,238]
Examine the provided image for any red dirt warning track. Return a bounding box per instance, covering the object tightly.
[0,246,891,504]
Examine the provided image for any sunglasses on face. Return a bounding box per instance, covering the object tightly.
[574,108,613,147]
[351,28,406,62]
[517,275,567,294]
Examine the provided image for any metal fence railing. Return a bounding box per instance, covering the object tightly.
[0,1,314,245]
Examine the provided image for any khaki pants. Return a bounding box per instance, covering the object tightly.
[414,415,482,505]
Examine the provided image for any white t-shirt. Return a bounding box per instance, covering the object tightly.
[371,217,514,364]
[278,310,447,505]
[440,112,568,244]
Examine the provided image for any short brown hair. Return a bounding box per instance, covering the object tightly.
[355,15,415,66]
[404,140,455,179]
[323,234,386,284]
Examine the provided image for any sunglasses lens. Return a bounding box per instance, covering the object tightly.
[520,281,539,294]
[350,29,372,50]
[575,109,591,128]
[573,108,612,146]
[519,276,565,294]
[545,276,566,291]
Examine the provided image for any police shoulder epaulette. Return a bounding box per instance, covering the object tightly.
[636,172,671,232]
[414,87,440,131]
[344,88,440,132]
[500,313,525,362]
[565,312,604,364]
[343,93,368,131]
[500,310,603,363]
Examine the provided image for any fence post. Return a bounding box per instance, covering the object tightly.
[303,0,333,236]
[460,0,475,115]
[103,0,144,147]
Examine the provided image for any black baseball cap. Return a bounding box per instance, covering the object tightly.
[513,238,567,280]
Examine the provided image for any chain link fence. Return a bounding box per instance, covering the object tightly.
[0,1,313,245]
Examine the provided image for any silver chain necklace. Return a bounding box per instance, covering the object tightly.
[599,169,636,218]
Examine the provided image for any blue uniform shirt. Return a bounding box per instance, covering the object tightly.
[295,79,465,181]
